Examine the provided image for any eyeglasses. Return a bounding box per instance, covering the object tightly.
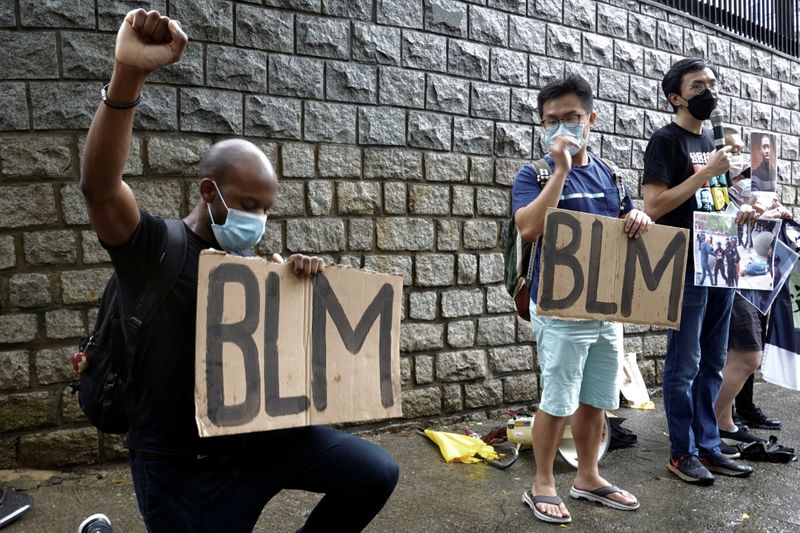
[685,81,717,96]
[541,114,586,131]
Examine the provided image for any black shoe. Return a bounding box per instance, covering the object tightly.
[719,425,767,444]
[667,455,715,485]
[0,488,33,529]
[78,513,113,533]
[736,407,781,430]
[700,452,753,477]
[719,441,741,459]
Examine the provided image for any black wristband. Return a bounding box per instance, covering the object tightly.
[101,83,141,109]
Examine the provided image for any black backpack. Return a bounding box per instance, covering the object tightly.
[74,219,188,434]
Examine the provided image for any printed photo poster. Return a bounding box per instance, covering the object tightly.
[739,239,799,315]
[750,131,777,193]
[693,212,738,288]
[691,151,729,212]
[737,218,782,291]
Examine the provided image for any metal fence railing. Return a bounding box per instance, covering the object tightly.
[648,0,799,59]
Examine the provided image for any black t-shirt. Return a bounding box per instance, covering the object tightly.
[102,210,227,455]
[642,122,729,277]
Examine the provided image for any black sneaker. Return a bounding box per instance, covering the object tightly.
[78,513,113,533]
[719,441,741,459]
[667,455,715,485]
[736,407,781,430]
[700,452,753,477]
[719,425,766,444]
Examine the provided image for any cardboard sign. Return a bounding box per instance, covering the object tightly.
[536,208,689,328]
[195,252,403,437]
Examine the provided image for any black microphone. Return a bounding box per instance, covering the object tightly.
[710,108,725,151]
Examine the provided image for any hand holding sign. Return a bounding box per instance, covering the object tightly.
[273,253,326,276]
[623,209,653,239]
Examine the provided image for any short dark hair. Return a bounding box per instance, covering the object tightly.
[537,75,593,117]
[661,58,718,111]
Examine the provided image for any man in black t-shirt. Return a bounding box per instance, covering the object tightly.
[80,10,398,532]
[642,58,753,485]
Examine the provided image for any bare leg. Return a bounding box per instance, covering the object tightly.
[572,403,637,506]
[715,348,762,431]
[531,410,570,520]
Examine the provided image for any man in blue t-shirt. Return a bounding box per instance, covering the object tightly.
[642,58,753,485]
[512,76,651,524]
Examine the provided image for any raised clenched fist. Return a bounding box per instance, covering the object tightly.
[115,9,188,74]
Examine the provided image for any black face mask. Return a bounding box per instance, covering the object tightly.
[685,90,717,121]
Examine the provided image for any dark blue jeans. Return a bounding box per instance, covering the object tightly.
[663,282,734,457]
[130,426,399,533]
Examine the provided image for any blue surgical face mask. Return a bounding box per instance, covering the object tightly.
[207,181,267,253]
[543,122,587,156]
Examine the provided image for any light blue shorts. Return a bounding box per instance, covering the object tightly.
[530,304,622,417]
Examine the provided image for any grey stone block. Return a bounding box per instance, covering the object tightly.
[31,82,95,130]
[491,48,527,86]
[782,83,799,111]
[265,0,320,11]
[707,35,729,67]
[147,137,209,175]
[773,56,791,83]
[583,33,613,67]
[0,351,30,391]
[401,387,441,417]
[442,383,463,412]
[19,0,94,28]
[465,379,503,407]
[546,25,581,60]
[318,144,361,178]
[359,106,406,146]
[297,15,349,59]
[529,57,564,89]
[416,254,455,286]
[601,135,631,168]
[0,136,71,177]
[384,182,407,214]
[304,101,357,144]
[0,83,29,130]
[470,157,495,184]
[323,0,371,19]
[80,230,110,264]
[452,186,474,216]
[740,73,761,101]
[453,118,494,155]
[402,30,447,72]
[599,69,629,103]
[409,291,437,320]
[716,67,740,97]
[628,13,656,47]
[495,159,527,186]
[438,220,461,251]
[281,143,316,178]
[437,349,486,380]
[597,3,626,37]
[629,76,658,108]
[516,315,533,342]
[495,123,532,158]
[245,96,301,139]
[61,268,113,304]
[95,1,165,30]
[565,62,598,93]
[0,235,15,269]
[60,184,90,226]
[379,67,425,108]
[23,231,76,266]
[448,39,490,80]
[415,355,435,384]
[529,0,562,22]
[504,373,537,402]
[365,148,423,180]
[614,41,643,75]
[9,272,52,308]
[731,43,751,72]
[656,21,682,53]
[61,32,114,80]
[307,181,333,215]
[0,314,37,344]
[469,5,507,45]
[376,218,434,250]
[486,284,515,313]
[425,152,468,182]
[447,320,475,348]
[132,86,178,132]
[236,5,293,53]
[170,0,233,43]
[348,218,373,251]
[2,184,57,228]
[326,61,377,104]
[615,105,644,138]
[409,185,451,215]
[463,220,497,249]
[772,106,789,133]
[509,88,538,124]
[127,180,181,219]
[364,255,413,285]
[752,49,771,77]
[762,78,781,105]
[752,103,771,129]
[179,88,242,134]
[377,0,423,29]
[476,315,516,345]
[644,110,671,137]
[286,219,345,252]
[269,181,305,217]
[269,55,324,98]
[563,0,595,30]
[631,139,647,170]
[644,49,671,81]
[36,347,77,384]
[427,74,469,114]
[425,0,467,37]
[471,82,510,120]
[476,189,508,217]
[45,310,84,340]
[353,23,400,65]
[683,29,706,58]
[0,0,12,27]
[207,45,266,92]
[509,15,545,54]
[337,182,381,214]
[148,44,204,86]
[408,111,452,151]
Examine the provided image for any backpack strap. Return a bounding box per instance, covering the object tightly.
[594,155,627,213]
[517,159,551,286]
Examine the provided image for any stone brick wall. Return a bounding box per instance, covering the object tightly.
[1,0,798,467]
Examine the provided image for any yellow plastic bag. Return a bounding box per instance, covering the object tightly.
[423,429,499,464]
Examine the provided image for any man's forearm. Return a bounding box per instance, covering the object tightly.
[644,169,711,220]
[514,170,568,242]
